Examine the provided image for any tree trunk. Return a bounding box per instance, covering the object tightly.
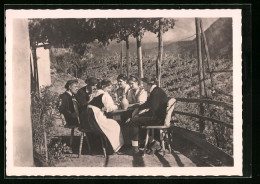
[156,18,164,87]
[136,35,143,78]
[126,35,130,78]
[195,18,206,134]
[31,45,39,96]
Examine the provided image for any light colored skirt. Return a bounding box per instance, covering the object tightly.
[88,105,124,152]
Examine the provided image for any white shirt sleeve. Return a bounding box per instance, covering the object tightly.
[102,92,118,112]
[138,89,147,105]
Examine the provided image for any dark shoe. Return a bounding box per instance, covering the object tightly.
[146,149,157,156]
[112,151,124,155]
[133,151,142,157]
[131,147,142,156]
[149,141,161,151]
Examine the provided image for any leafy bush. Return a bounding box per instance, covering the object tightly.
[31,86,59,163]
[48,137,73,160]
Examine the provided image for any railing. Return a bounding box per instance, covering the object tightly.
[171,97,234,164]
[173,97,233,129]
[175,98,233,110]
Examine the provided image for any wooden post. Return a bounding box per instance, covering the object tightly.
[190,63,193,77]
[117,51,120,74]
[156,18,164,87]
[195,18,205,134]
[30,55,35,92]
[120,41,123,73]
[200,19,214,88]
[126,35,130,78]
[90,50,92,63]
[199,19,208,97]
[31,45,40,96]
[43,129,48,161]
[136,34,143,78]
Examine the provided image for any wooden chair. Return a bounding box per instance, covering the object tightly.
[58,97,82,147]
[59,113,106,158]
[141,98,176,156]
[78,130,107,158]
[78,107,107,158]
[60,114,78,146]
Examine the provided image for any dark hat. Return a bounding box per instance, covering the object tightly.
[141,77,157,85]
[85,77,98,86]
[65,79,78,90]
[101,79,112,88]
[117,74,127,81]
[128,75,141,84]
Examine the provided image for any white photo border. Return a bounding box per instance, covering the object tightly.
[6,9,242,176]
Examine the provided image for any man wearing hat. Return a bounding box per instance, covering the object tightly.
[76,77,98,111]
[127,77,169,155]
[58,79,80,127]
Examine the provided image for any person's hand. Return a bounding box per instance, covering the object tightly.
[116,103,121,109]
[101,107,106,112]
[132,108,139,117]
[125,118,131,124]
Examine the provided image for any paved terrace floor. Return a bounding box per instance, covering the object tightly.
[48,126,225,167]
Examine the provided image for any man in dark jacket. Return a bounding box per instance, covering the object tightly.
[58,79,80,127]
[76,77,98,111]
[127,77,169,155]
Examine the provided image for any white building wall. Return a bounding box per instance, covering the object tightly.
[9,18,34,168]
[37,47,51,88]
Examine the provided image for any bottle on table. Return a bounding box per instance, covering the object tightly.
[120,94,129,110]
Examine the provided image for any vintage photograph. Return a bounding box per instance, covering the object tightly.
[6,9,242,176]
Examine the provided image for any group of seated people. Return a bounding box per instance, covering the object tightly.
[58,74,174,156]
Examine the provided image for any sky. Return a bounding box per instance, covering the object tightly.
[128,18,219,43]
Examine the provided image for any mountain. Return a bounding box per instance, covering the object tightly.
[147,18,233,59]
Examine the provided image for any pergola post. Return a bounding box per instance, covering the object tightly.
[136,35,143,78]
[195,18,206,134]
[156,18,164,87]
[120,41,124,74]
[126,35,130,78]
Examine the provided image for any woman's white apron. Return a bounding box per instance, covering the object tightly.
[88,105,124,152]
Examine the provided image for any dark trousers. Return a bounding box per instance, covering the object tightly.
[120,110,133,145]
[129,112,162,142]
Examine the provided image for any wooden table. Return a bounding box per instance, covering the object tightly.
[107,103,139,121]
[107,104,139,144]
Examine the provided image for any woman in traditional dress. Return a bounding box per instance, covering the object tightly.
[76,77,98,112]
[127,75,148,105]
[115,74,130,102]
[121,75,148,146]
[79,79,124,153]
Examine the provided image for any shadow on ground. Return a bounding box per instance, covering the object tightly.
[46,127,227,167]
